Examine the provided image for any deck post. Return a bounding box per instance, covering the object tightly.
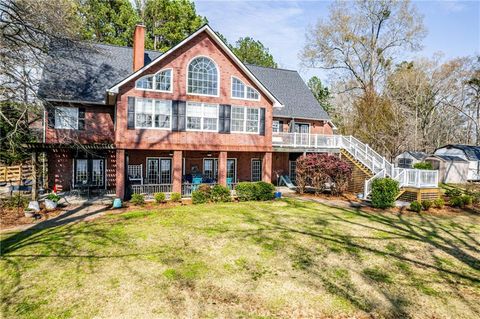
[31,151,37,200]
[172,150,183,194]
[218,151,227,186]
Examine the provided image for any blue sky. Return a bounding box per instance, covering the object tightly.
[194,0,480,82]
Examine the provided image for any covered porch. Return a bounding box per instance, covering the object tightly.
[121,150,272,198]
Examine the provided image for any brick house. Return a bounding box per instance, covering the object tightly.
[34,24,439,200]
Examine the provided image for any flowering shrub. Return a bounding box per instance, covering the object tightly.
[295,154,352,196]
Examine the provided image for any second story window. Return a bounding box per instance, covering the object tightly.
[187,57,218,96]
[231,77,260,100]
[135,69,172,92]
[231,106,259,133]
[55,107,78,129]
[186,102,218,131]
[135,98,172,129]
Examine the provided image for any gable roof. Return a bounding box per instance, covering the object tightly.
[38,41,161,103]
[107,25,282,108]
[428,155,468,162]
[37,26,331,121]
[436,144,480,161]
[407,151,428,160]
[245,65,330,121]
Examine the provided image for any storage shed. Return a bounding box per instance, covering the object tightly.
[434,144,480,181]
[395,151,428,168]
[424,155,469,184]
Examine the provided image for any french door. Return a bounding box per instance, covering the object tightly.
[294,123,310,145]
[74,158,105,187]
[146,158,172,184]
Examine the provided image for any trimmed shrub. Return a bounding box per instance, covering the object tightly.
[210,185,231,202]
[255,181,275,201]
[449,196,464,208]
[154,192,166,203]
[130,193,145,205]
[170,192,181,202]
[46,193,61,203]
[421,200,433,211]
[409,201,422,213]
[235,182,257,201]
[197,184,212,196]
[445,188,462,198]
[370,178,400,209]
[192,190,209,204]
[433,198,445,209]
[413,162,433,170]
[462,195,473,206]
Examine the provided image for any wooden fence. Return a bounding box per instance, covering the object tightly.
[0,165,33,182]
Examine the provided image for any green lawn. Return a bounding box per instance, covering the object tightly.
[1,199,479,318]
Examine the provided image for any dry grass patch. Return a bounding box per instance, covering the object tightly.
[1,199,479,318]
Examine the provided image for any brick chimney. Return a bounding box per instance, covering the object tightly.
[133,24,146,71]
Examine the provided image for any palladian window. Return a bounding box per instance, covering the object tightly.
[187,57,218,96]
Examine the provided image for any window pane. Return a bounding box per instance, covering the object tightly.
[136,76,153,89]
[246,87,259,100]
[92,159,104,186]
[246,108,259,133]
[227,159,236,182]
[135,99,153,128]
[272,120,279,133]
[231,106,245,132]
[154,100,171,128]
[186,102,202,130]
[55,107,78,129]
[187,57,218,96]
[147,159,159,184]
[75,159,88,184]
[203,104,218,131]
[160,159,172,184]
[232,77,245,98]
[251,159,261,181]
[155,70,171,91]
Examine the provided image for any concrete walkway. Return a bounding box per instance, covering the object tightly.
[1,204,110,233]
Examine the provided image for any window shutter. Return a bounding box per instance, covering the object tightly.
[224,104,231,133]
[78,107,86,130]
[218,104,225,133]
[172,100,179,131]
[259,108,266,136]
[279,120,284,132]
[177,101,186,131]
[47,107,55,129]
[127,97,135,129]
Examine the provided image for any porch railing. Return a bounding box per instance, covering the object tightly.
[181,183,218,197]
[131,184,172,196]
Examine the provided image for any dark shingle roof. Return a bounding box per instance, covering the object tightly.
[433,155,468,162]
[38,42,161,103]
[246,64,330,121]
[38,42,330,121]
[407,151,428,160]
[437,144,480,161]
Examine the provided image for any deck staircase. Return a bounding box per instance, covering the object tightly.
[272,133,439,199]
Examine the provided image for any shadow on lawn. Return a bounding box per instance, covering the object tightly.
[199,199,480,318]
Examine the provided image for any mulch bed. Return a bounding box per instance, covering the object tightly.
[1,206,65,228]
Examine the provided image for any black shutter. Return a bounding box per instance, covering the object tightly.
[279,120,284,132]
[127,97,135,129]
[218,104,225,133]
[172,100,179,131]
[177,101,186,131]
[259,108,266,136]
[47,107,55,128]
[224,104,231,133]
[78,107,85,130]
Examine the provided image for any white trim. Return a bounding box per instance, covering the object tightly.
[135,68,173,93]
[293,122,310,134]
[107,25,283,107]
[185,55,220,97]
[230,105,260,134]
[146,156,173,184]
[230,76,261,101]
[54,106,79,130]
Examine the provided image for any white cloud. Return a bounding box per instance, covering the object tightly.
[439,0,466,13]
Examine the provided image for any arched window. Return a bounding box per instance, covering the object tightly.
[231,76,260,100]
[187,57,218,96]
[135,69,172,92]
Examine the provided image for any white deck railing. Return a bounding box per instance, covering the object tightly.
[272,132,439,197]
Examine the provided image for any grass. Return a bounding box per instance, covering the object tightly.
[1,198,480,318]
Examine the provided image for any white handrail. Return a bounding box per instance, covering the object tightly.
[271,132,439,194]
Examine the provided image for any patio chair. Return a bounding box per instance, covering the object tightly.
[192,177,203,191]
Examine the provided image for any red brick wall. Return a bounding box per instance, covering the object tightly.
[115,31,273,152]
[45,104,114,144]
[47,149,116,191]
